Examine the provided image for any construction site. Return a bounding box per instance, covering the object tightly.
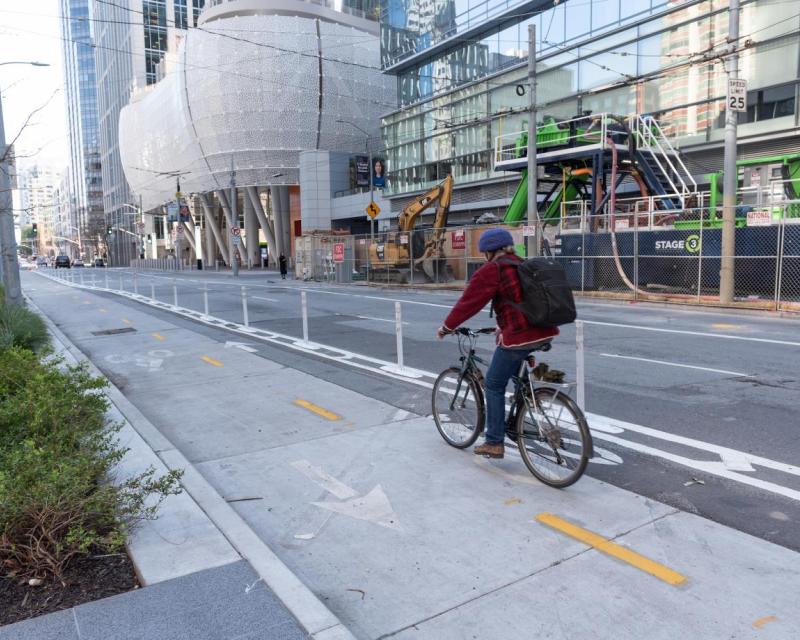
[295,113,800,312]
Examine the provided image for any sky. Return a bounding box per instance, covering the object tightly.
[0,1,69,172]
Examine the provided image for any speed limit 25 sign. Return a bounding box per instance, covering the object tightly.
[728,78,747,112]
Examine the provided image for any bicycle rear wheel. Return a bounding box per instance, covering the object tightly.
[515,387,591,488]
[432,367,484,448]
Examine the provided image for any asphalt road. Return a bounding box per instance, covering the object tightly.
[37,267,800,551]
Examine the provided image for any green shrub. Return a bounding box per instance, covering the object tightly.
[0,348,182,581]
[0,302,49,352]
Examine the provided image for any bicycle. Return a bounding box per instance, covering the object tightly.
[432,327,593,488]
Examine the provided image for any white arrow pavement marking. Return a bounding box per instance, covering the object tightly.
[291,460,357,500]
[292,460,401,530]
[313,485,401,531]
[224,341,258,353]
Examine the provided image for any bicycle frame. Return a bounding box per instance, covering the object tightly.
[509,356,595,459]
[448,333,487,412]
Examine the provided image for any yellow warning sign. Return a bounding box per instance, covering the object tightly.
[366,201,381,219]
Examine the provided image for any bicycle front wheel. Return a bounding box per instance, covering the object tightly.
[432,367,484,448]
[515,387,591,488]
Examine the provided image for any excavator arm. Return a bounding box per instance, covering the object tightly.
[397,175,454,231]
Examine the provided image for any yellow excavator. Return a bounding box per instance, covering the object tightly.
[369,175,454,283]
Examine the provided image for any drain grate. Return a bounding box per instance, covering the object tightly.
[91,327,137,336]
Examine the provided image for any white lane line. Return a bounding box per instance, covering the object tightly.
[253,296,279,302]
[599,353,750,377]
[583,320,800,347]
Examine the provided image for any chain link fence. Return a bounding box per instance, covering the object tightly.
[292,204,799,312]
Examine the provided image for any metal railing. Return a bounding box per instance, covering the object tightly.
[629,114,697,203]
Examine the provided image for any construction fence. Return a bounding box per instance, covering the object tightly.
[294,204,800,313]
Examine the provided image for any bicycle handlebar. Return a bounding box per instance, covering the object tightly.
[453,327,496,336]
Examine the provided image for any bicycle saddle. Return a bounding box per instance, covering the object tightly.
[526,340,553,355]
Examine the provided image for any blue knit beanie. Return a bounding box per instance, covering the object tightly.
[478,228,514,252]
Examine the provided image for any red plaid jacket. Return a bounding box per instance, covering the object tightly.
[443,255,559,348]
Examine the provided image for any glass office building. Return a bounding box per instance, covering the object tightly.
[60,0,104,257]
[380,0,800,214]
[93,0,203,264]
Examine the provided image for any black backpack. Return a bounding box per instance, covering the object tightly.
[497,257,576,327]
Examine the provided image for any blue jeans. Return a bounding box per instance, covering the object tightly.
[484,347,529,445]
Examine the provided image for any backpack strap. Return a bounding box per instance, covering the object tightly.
[489,256,519,318]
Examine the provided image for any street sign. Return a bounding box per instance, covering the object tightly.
[230,226,241,236]
[451,230,465,250]
[332,243,345,263]
[728,78,747,112]
[136,222,145,234]
[522,225,537,237]
[366,201,381,219]
[746,210,771,227]
[175,225,184,238]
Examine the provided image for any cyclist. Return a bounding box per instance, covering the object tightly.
[436,228,558,459]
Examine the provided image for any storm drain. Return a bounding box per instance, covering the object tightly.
[91,327,137,336]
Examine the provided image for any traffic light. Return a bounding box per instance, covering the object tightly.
[106,225,113,235]
[32,223,38,235]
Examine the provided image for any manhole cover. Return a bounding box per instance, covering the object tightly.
[91,327,137,336]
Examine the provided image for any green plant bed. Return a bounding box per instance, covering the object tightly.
[0,302,49,352]
[0,348,182,582]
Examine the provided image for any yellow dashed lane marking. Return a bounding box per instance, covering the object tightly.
[712,323,741,330]
[151,333,166,341]
[504,498,522,505]
[201,356,223,367]
[293,399,342,421]
[752,615,777,629]
[99,308,108,313]
[536,513,687,586]
[121,318,131,325]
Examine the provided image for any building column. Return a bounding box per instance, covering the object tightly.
[272,186,286,259]
[245,186,277,267]
[217,189,247,257]
[200,193,229,264]
[244,190,259,268]
[204,210,217,266]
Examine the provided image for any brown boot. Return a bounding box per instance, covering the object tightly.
[474,442,504,459]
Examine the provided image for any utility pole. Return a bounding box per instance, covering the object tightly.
[720,0,739,304]
[526,23,540,258]
[0,95,22,305]
[368,140,374,253]
[229,157,239,277]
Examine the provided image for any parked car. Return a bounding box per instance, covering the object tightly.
[54,255,71,269]
[93,258,106,268]
[72,258,85,268]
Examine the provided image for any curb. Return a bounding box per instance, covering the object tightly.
[25,288,358,640]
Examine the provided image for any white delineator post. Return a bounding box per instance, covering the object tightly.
[80,270,85,286]
[203,282,210,316]
[105,272,109,289]
[576,319,585,411]
[173,279,178,307]
[150,281,156,300]
[133,273,139,295]
[241,286,249,327]
[301,290,309,344]
[118,274,123,291]
[395,301,404,371]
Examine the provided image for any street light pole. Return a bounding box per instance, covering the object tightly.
[336,119,376,280]
[526,23,540,258]
[0,61,49,305]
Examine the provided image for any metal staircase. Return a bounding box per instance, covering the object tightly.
[630,115,697,210]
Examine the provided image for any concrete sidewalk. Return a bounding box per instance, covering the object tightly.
[22,272,800,639]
